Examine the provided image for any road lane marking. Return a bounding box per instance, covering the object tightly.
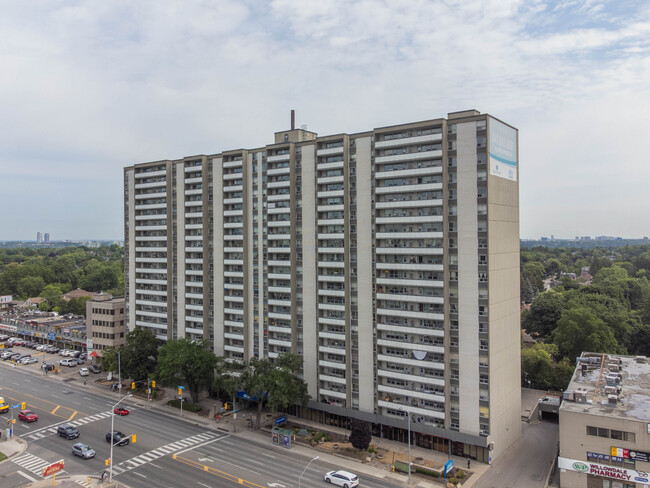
[197,483,212,488]
[68,410,78,421]
[17,471,37,482]
[134,472,147,479]
[51,406,60,415]
[173,455,264,487]
[176,436,229,455]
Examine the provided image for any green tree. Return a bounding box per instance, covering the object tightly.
[521,343,556,390]
[552,308,618,361]
[522,291,565,338]
[239,353,309,429]
[101,348,119,373]
[349,419,372,450]
[156,339,217,403]
[17,276,46,298]
[122,328,160,383]
[39,283,66,311]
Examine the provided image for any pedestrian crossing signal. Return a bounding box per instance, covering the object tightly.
[178,388,182,396]
[151,381,156,388]
[105,458,111,466]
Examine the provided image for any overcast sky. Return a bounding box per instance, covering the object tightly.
[1,0,648,241]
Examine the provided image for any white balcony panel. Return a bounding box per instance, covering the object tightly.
[224,222,243,229]
[185,281,203,287]
[317,204,344,212]
[376,232,443,240]
[186,328,203,335]
[377,354,445,370]
[225,332,245,340]
[223,185,243,193]
[268,233,291,241]
[267,220,290,228]
[377,309,445,321]
[318,233,345,240]
[378,369,445,386]
[318,219,344,226]
[185,212,203,219]
[135,203,167,210]
[377,323,444,338]
[267,194,291,202]
[376,199,444,209]
[184,201,202,208]
[135,268,167,274]
[224,197,243,204]
[267,180,291,189]
[136,310,168,319]
[135,300,168,308]
[224,283,244,290]
[135,225,167,231]
[268,260,291,267]
[268,207,291,215]
[318,331,346,340]
[317,161,344,171]
[376,263,443,271]
[318,360,346,370]
[224,259,244,266]
[135,289,167,297]
[185,258,203,265]
[185,224,203,230]
[185,270,203,276]
[224,308,244,316]
[268,338,292,348]
[318,289,345,298]
[268,273,291,280]
[376,293,443,305]
[225,296,244,303]
[135,192,166,200]
[185,293,203,300]
[224,345,245,353]
[268,299,291,307]
[318,262,345,269]
[268,286,291,293]
[375,215,443,225]
[184,165,203,172]
[224,320,244,328]
[375,149,443,164]
[319,388,346,400]
[375,166,443,180]
[317,190,344,198]
[223,173,242,181]
[318,247,344,254]
[135,169,166,179]
[376,183,443,195]
[319,346,346,355]
[267,167,291,176]
[267,153,290,162]
[135,236,167,242]
[268,247,291,254]
[135,320,167,330]
[318,317,346,326]
[185,304,203,312]
[377,401,445,420]
[268,312,292,321]
[135,246,167,252]
[376,277,444,288]
[135,214,167,221]
[318,374,346,385]
[317,175,344,185]
[375,133,442,149]
[378,384,445,403]
[223,271,244,278]
[185,177,202,184]
[223,160,243,168]
[376,339,444,354]
[268,325,291,333]
[318,303,345,312]
[135,278,167,285]
[184,189,203,196]
[223,210,243,218]
[185,235,203,241]
[376,247,443,255]
[224,246,244,253]
[135,181,167,190]
[316,146,344,156]
[318,276,345,283]
[224,235,244,241]
[185,247,203,253]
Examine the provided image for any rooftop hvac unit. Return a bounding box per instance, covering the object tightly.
[607,394,618,405]
[563,390,574,401]
[589,357,601,364]
[610,357,622,365]
[605,375,620,385]
[608,364,621,372]
[605,386,618,395]
[574,390,588,403]
[636,356,647,363]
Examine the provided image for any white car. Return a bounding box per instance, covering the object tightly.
[79,367,89,376]
[324,470,359,487]
[20,357,38,365]
[59,358,77,367]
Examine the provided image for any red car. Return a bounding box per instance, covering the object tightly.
[114,407,129,416]
[18,409,38,423]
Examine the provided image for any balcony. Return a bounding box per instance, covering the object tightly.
[375,149,443,164]
[374,133,442,149]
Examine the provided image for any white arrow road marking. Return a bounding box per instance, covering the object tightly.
[267,483,286,488]
[198,457,213,462]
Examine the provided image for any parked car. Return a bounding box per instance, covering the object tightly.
[114,407,129,416]
[323,470,359,488]
[106,431,130,446]
[79,367,89,377]
[20,357,38,365]
[88,365,101,374]
[79,352,87,360]
[18,409,38,422]
[57,424,80,439]
[59,358,77,367]
[74,358,85,365]
[1,351,15,360]
[72,443,95,459]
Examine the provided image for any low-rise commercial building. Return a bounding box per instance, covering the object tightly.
[559,352,650,488]
[85,293,125,355]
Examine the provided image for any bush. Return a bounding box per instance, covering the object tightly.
[314,432,325,442]
[414,466,440,478]
[448,478,458,484]
[368,446,377,454]
[349,419,371,450]
[167,399,203,412]
[457,471,465,479]
[324,434,332,442]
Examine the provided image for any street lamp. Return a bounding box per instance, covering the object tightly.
[400,408,412,485]
[298,456,319,488]
[109,392,132,482]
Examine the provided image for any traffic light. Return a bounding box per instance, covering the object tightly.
[224,402,228,410]
[21,402,25,409]
[151,381,156,388]
[178,388,182,396]
[131,382,135,390]
[105,458,111,466]
[132,434,137,443]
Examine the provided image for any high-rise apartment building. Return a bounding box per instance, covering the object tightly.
[44,233,50,243]
[124,110,521,462]
[37,232,43,243]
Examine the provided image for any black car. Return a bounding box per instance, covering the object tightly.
[106,431,130,446]
[57,424,80,439]
[88,365,101,374]
[79,352,87,360]
[74,358,85,365]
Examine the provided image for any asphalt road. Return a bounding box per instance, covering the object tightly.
[0,345,402,488]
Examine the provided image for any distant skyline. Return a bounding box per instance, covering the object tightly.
[1,0,649,240]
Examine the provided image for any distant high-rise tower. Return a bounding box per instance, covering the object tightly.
[36,232,43,243]
[124,110,521,463]
[44,233,50,243]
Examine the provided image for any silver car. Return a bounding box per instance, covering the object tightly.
[72,443,95,459]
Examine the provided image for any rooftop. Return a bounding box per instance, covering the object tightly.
[560,352,650,422]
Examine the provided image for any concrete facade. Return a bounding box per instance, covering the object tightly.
[85,293,126,355]
[123,110,520,462]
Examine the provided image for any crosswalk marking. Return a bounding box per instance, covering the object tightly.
[12,453,66,478]
[74,479,92,487]
[110,431,223,477]
[25,411,113,441]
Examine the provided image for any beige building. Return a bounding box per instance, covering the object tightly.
[86,293,126,355]
[559,353,650,488]
[124,110,521,462]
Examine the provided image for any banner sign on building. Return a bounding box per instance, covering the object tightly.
[612,447,650,464]
[0,295,12,304]
[489,118,518,182]
[558,457,649,483]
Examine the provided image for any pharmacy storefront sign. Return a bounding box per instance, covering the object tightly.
[558,457,649,483]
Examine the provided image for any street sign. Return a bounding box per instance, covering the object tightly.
[275,416,287,425]
[444,459,454,477]
[42,460,64,477]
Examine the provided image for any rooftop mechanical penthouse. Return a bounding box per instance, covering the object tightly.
[124,109,521,462]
